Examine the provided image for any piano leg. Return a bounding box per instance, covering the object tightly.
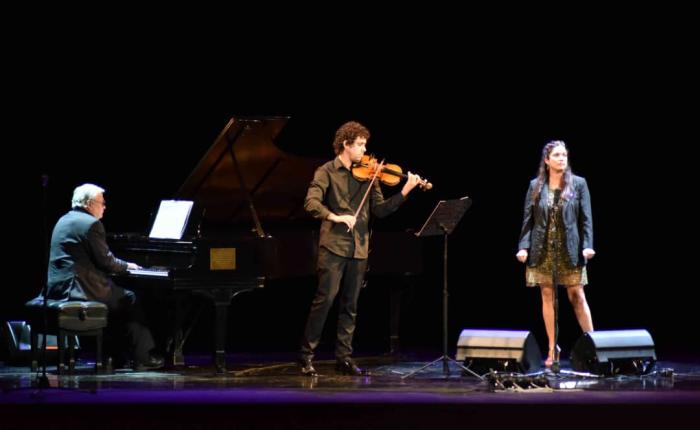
[172,330,186,367]
[388,275,418,358]
[212,289,236,374]
[173,298,206,367]
[164,292,193,367]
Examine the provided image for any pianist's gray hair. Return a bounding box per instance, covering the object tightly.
[72,183,105,209]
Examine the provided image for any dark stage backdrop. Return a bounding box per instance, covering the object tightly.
[5,56,697,360]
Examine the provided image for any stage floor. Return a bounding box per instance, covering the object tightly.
[2,353,699,428]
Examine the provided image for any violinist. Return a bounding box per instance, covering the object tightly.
[299,121,423,376]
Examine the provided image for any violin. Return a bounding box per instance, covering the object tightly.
[352,155,433,190]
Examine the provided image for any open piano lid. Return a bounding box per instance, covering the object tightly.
[176,116,322,234]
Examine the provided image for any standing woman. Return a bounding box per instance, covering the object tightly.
[516,140,595,367]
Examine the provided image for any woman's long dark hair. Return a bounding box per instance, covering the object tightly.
[531,140,574,202]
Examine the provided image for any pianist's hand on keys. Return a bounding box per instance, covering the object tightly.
[127,266,170,277]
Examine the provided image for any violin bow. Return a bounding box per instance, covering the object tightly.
[348,159,385,233]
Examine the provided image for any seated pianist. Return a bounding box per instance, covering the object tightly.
[42,183,164,370]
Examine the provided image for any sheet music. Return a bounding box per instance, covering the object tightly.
[148,200,194,240]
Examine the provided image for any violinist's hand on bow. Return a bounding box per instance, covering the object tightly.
[401,172,422,197]
[329,213,356,231]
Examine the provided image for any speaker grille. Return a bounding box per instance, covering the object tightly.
[571,329,657,375]
[456,329,542,373]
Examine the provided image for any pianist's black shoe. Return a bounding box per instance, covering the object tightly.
[109,353,132,370]
[335,358,365,376]
[299,358,317,376]
[134,354,165,371]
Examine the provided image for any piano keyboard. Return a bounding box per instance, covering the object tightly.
[127,267,170,277]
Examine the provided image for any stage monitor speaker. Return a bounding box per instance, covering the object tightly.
[570,329,656,375]
[456,329,542,374]
[1,321,77,364]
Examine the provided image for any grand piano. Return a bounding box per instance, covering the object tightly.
[109,116,422,373]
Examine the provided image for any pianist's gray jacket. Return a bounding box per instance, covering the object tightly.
[46,207,129,302]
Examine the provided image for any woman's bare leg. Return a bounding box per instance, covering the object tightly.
[567,285,594,333]
[540,284,555,362]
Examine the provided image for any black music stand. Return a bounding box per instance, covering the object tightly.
[402,197,482,379]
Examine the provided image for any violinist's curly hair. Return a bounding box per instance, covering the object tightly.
[333,121,370,155]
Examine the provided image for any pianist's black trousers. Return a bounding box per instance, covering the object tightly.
[103,283,156,364]
[300,247,368,361]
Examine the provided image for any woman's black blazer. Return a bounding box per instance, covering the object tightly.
[518,175,593,267]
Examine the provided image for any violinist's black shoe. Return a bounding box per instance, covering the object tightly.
[335,358,365,376]
[299,358,317,376]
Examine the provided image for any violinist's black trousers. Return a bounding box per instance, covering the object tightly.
[300,247,368,362]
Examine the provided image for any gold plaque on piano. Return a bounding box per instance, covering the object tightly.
[210,248,236,270]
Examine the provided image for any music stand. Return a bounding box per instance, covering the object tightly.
[402,197,482,379]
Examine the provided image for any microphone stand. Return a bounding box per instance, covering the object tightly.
[550,189,561,374]
[37,174,50,388]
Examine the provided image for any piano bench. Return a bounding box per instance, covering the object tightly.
[25,298,109,374]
